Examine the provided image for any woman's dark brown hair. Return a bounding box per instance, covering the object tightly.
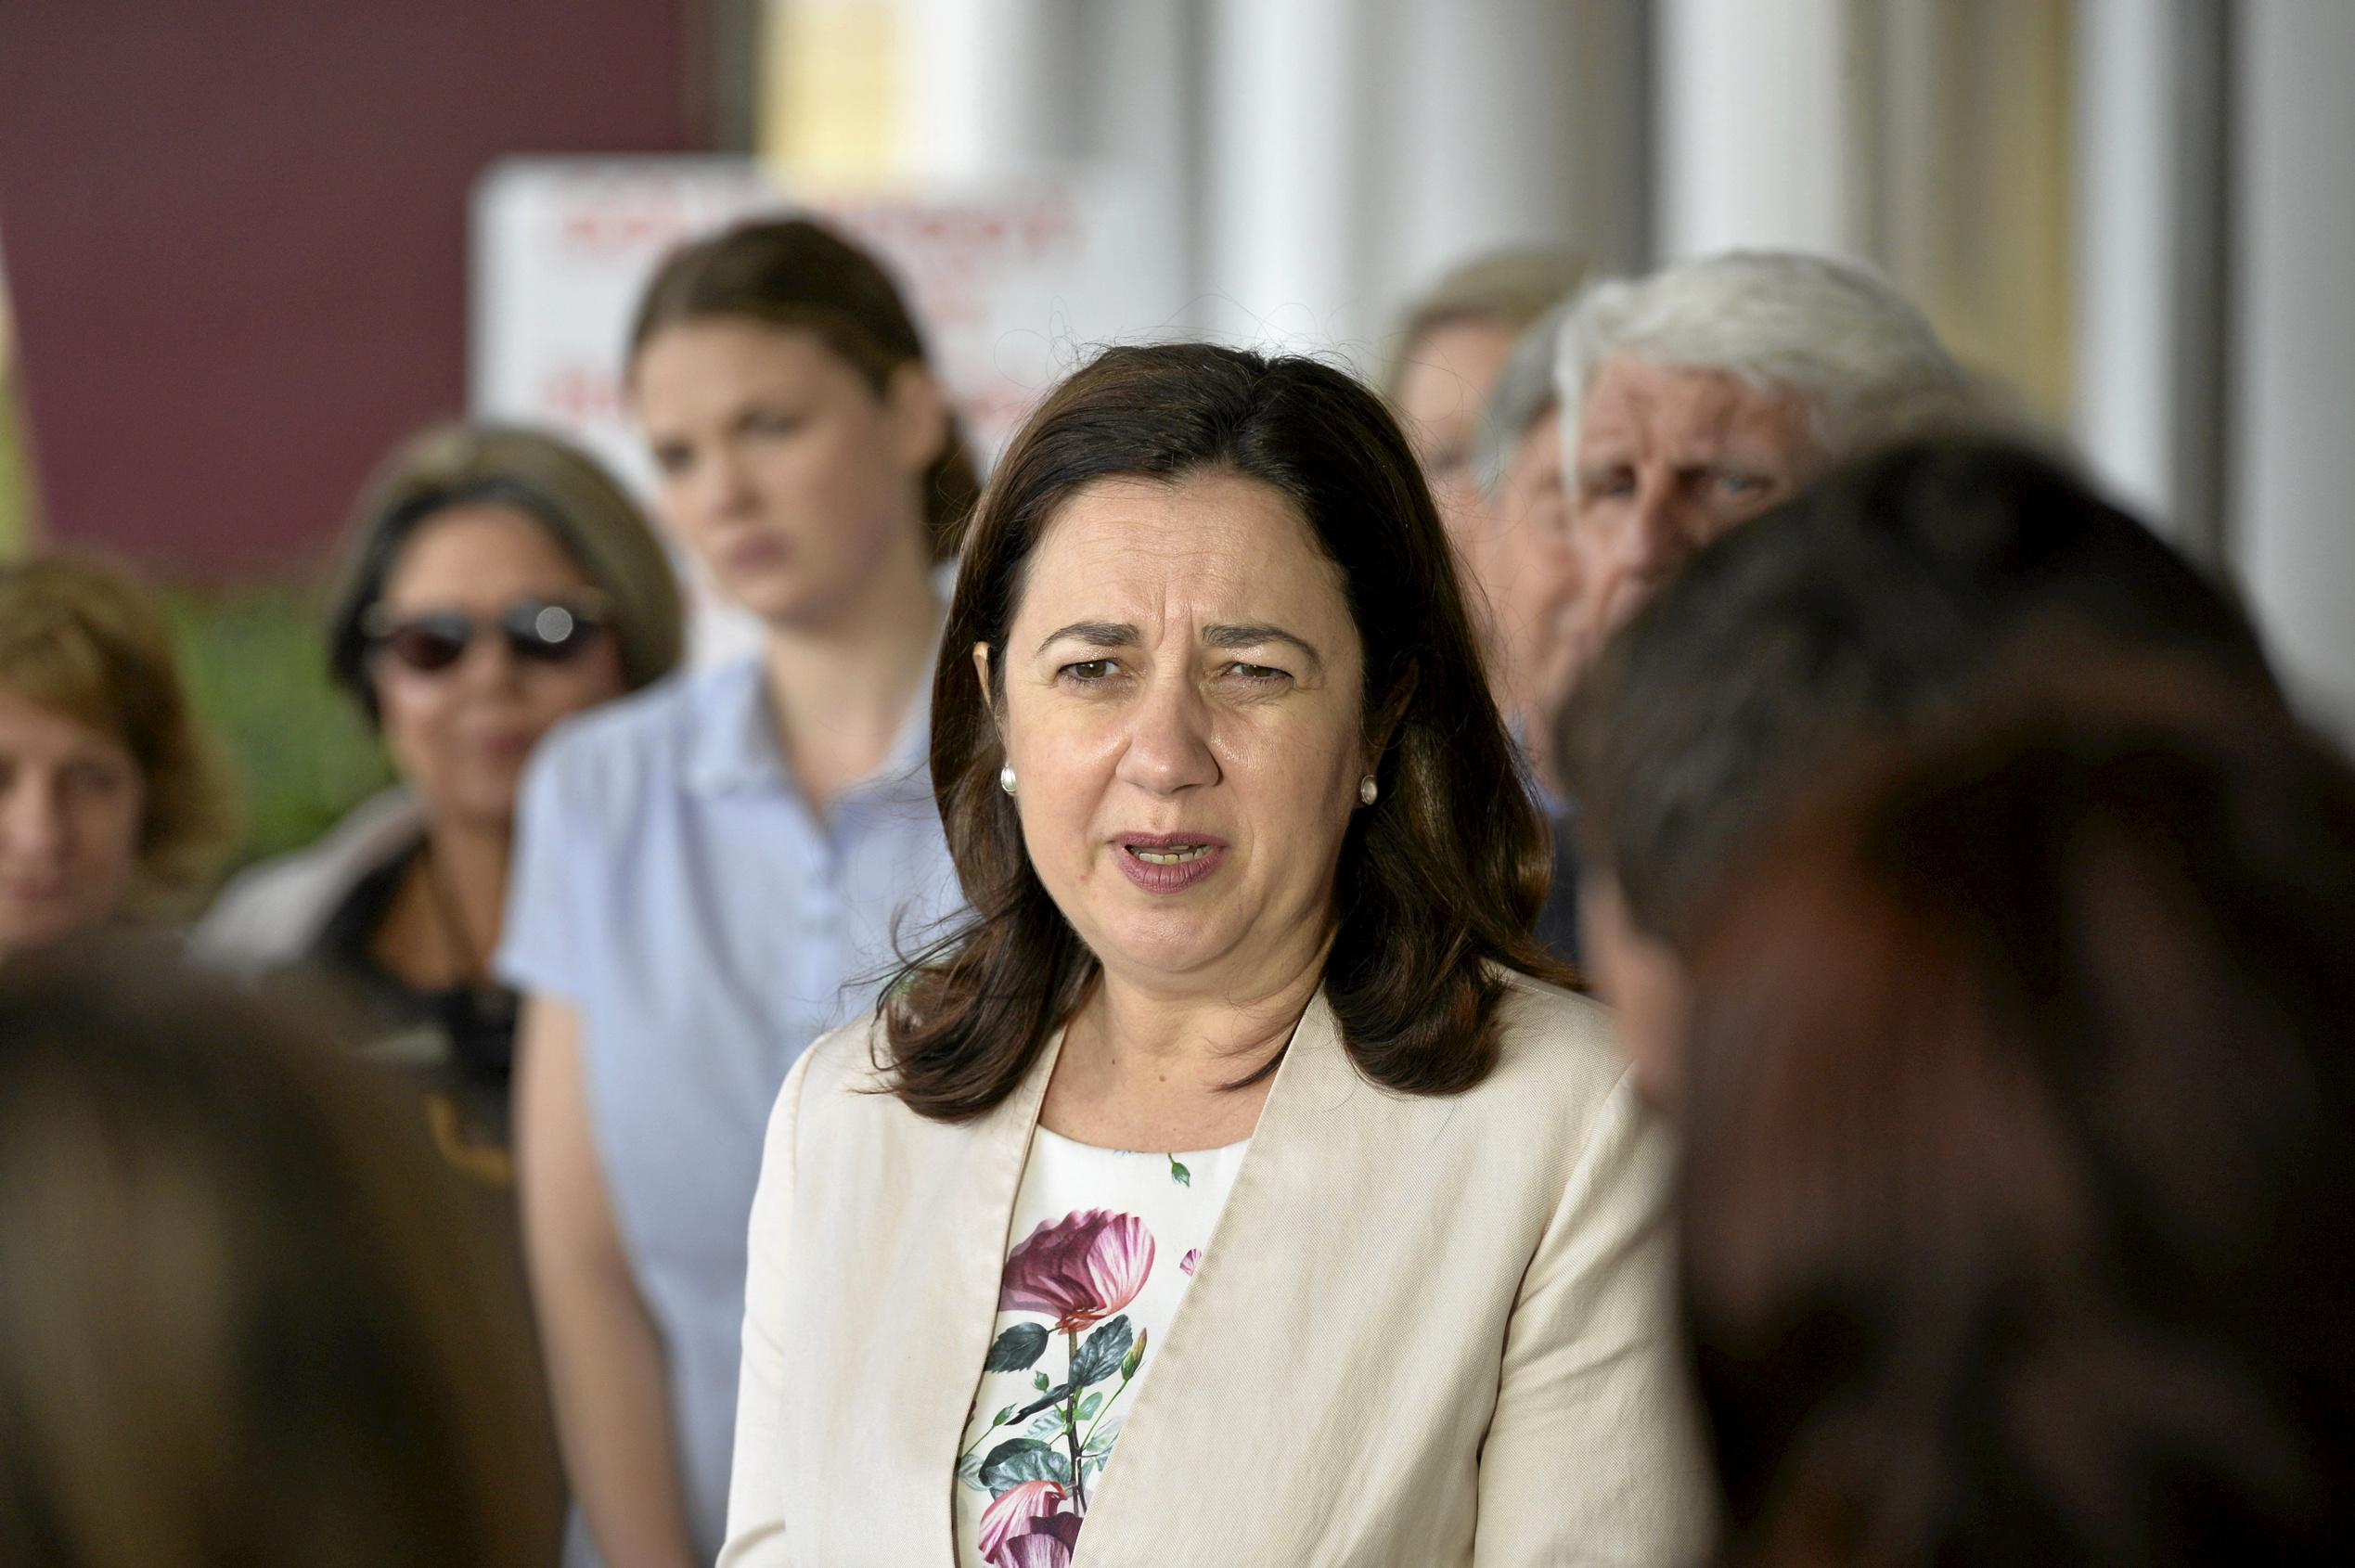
[626,215,980,557]
[1679,672,2355,1566]
[884,341,1564,1122]
[0,942,549,1567]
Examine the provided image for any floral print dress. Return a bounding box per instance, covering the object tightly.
[954,1127,1248,1568]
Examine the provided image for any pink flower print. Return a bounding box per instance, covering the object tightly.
[1180,1247,1200,1277]
[998,1209,1154,1333]
[992,1518,1081,1568]
[978,1481,1070,1561]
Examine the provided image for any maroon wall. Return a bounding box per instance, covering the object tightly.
[0,1,698,579]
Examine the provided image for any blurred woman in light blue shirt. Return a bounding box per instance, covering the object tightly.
[499,218,976,1568]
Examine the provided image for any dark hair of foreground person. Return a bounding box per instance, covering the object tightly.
[1680,675,2355,1567]
[0,944,542,1568]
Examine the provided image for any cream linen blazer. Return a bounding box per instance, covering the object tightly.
[719,970,1712,1567]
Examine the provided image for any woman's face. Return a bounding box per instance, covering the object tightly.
[989,472,1372,996]
[368,505,626,836]
[633,318,945,629]
[0,688,143,957]
[1395,316,1518,567]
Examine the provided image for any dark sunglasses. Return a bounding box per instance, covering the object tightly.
[362,598,611,675]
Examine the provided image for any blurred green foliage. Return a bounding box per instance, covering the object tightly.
[163,582,391,871]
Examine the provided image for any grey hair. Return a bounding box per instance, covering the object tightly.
[1554,251,1975,469]
[1473,300,1575,499]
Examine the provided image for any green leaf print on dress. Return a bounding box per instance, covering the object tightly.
[967,1209,1157,1566]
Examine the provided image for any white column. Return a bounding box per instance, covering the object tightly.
[2232,0,2355,733]
[1199,0,1378,354]
[2070,0,2182,532]
[903,0,1077,183]
[1654,0,1863,261]
[1198,0,1644,366]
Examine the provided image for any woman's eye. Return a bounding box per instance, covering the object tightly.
[1717,469,1766,497]
[747,410,804,438]
[1224,662,1290,685]
[62,763,129,798]
[651,443,693,477]
[1061,660,1119,683]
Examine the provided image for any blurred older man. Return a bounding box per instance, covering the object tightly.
[1554,251,1973,657]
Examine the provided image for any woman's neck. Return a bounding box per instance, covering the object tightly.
[1043,928,1336,1150]
[760,531,940,811]
[375,816,510,992]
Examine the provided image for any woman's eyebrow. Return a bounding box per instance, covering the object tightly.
[1036,621,1139,654]
[1204,623,1323,671]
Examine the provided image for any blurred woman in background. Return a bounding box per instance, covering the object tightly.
[0,945,543,1568]
[198,424,679,1566]
[0,557,235,959]
[1679,674,2355,1566]
[501,216,973,1567]
[200,422,681,1181]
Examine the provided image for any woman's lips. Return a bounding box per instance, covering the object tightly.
[1112,833,1229,894]
[720,533,790,576]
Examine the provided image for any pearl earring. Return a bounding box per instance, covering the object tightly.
[999,765,1018,796]
[1358,774,1379,806]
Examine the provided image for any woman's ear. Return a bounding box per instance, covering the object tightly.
[887,364,953,474]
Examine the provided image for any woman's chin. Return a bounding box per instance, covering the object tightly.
[1087,915,1243,987]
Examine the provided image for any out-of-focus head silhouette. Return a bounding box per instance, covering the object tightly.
[0,557,236,955]
[1559,438,2276,1105]
[1679,676,2355,1566]
[0,945,538,1567]
[1385,248,1587,572]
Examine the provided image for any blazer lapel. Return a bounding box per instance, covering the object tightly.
[1062,992,1358,1562]
[920,1025,1067,1562]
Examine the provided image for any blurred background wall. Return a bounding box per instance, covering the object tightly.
[0,0,703,577]
[3,0,2353,855]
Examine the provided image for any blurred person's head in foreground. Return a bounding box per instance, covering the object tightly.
[327,423,681,839]
[625,215,977,623]
[1679,676,2355,1567]
[1472,299,1584,781]
[0,558,235,958]
[0,943,538,1566]
[1384,248,1586,571]
[1556,251,1979,655]
[1559,439,2278,1107]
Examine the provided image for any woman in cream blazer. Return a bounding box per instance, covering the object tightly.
[721,344,1709,1567]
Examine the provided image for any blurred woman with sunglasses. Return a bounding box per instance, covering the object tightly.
[495,217,974,1568]
[203,422,680,1168]
[199,422,679,1562]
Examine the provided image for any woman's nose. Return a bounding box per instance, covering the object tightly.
[1115,673,1219,795]
[0,777,69,862]
[452,626,526,691]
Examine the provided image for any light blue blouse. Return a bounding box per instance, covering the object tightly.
[498,651,963,1564]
